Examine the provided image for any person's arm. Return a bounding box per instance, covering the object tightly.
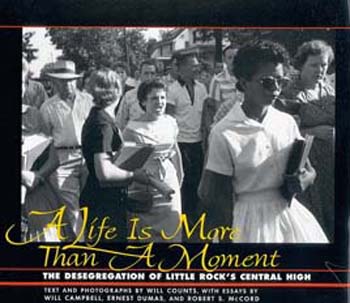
[274,98,301,116]
[198,126,235,242]
[301,125,334,142]
[198,169,233,242]
[35,144,59,182]
[94,152,149,186]
[22,144,59,189]
[115,94,129,130]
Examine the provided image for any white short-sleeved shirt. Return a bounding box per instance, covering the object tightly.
[206,102,303,194]
[167,80,208,143]
[115,86,145,131]
[40,91,93,147]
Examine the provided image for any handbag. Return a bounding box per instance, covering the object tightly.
[126,190,153,213]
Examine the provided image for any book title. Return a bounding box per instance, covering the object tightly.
[6,206,281,272]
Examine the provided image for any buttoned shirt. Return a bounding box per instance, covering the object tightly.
[206,103,302,194]
[40,91,93,147]
[167,79,208,143]
[115,86,144,131]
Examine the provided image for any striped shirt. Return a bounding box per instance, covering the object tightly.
[115,86,145,131]
[213,98,237,124]
[209,67,242,107]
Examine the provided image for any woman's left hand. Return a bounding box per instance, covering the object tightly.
[284,159,316,195]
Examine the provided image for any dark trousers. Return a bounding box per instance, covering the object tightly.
[178,142,204,229]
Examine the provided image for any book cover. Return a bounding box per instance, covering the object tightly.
[113,142,155,170]
[0,2,349,302]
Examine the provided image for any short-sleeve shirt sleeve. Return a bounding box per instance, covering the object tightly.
[205,128,234,176]
[82,109,122,162]
[89,123,115,154]
[285,113,303,141]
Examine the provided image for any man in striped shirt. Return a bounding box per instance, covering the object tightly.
[201,46,243,149]
[209,45,243,112]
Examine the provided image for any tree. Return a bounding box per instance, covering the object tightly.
[22,31,39,63]
[47,28,148,74]
[159,29,174,41]
[195,28,335,61]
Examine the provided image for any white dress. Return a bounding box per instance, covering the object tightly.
[123,115,182,242]
[206,103,329,243]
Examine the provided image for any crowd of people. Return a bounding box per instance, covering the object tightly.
[21,37,335,243]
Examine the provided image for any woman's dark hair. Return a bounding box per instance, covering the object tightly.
[137,80,166,111]
[293,40,334,71]
[233,40,290,92]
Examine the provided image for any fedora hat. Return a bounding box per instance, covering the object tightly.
[46,60,82,80]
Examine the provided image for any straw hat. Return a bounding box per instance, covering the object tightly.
[46,60,82,80]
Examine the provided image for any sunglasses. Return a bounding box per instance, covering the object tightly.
[258,76,290,91]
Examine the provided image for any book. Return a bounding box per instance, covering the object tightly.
[285,134,314,175]
[112,141,176,199]
[281,134,314,203]
[112,142,155,170]
[113,141,174,170]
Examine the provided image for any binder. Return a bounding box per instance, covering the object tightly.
[281,135,314,204]
[285,135,314,175]
[112,141,175,201]
[113,142,155,170]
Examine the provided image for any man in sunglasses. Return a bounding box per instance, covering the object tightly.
[198,40,327,243]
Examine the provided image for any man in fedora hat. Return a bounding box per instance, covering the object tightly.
[40,60,93,241]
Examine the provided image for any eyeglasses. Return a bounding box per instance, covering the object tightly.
[257,76,290,91]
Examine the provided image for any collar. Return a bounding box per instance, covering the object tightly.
[57,91,77,104]
[177,76,195,87]
[225,102,273,129]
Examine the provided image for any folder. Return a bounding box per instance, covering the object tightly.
[281,135,314,204]
[112,142,155,170]
[285,135,314,175]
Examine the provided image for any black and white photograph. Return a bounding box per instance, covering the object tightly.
[0,0,347,298]
[21,27,336,244]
